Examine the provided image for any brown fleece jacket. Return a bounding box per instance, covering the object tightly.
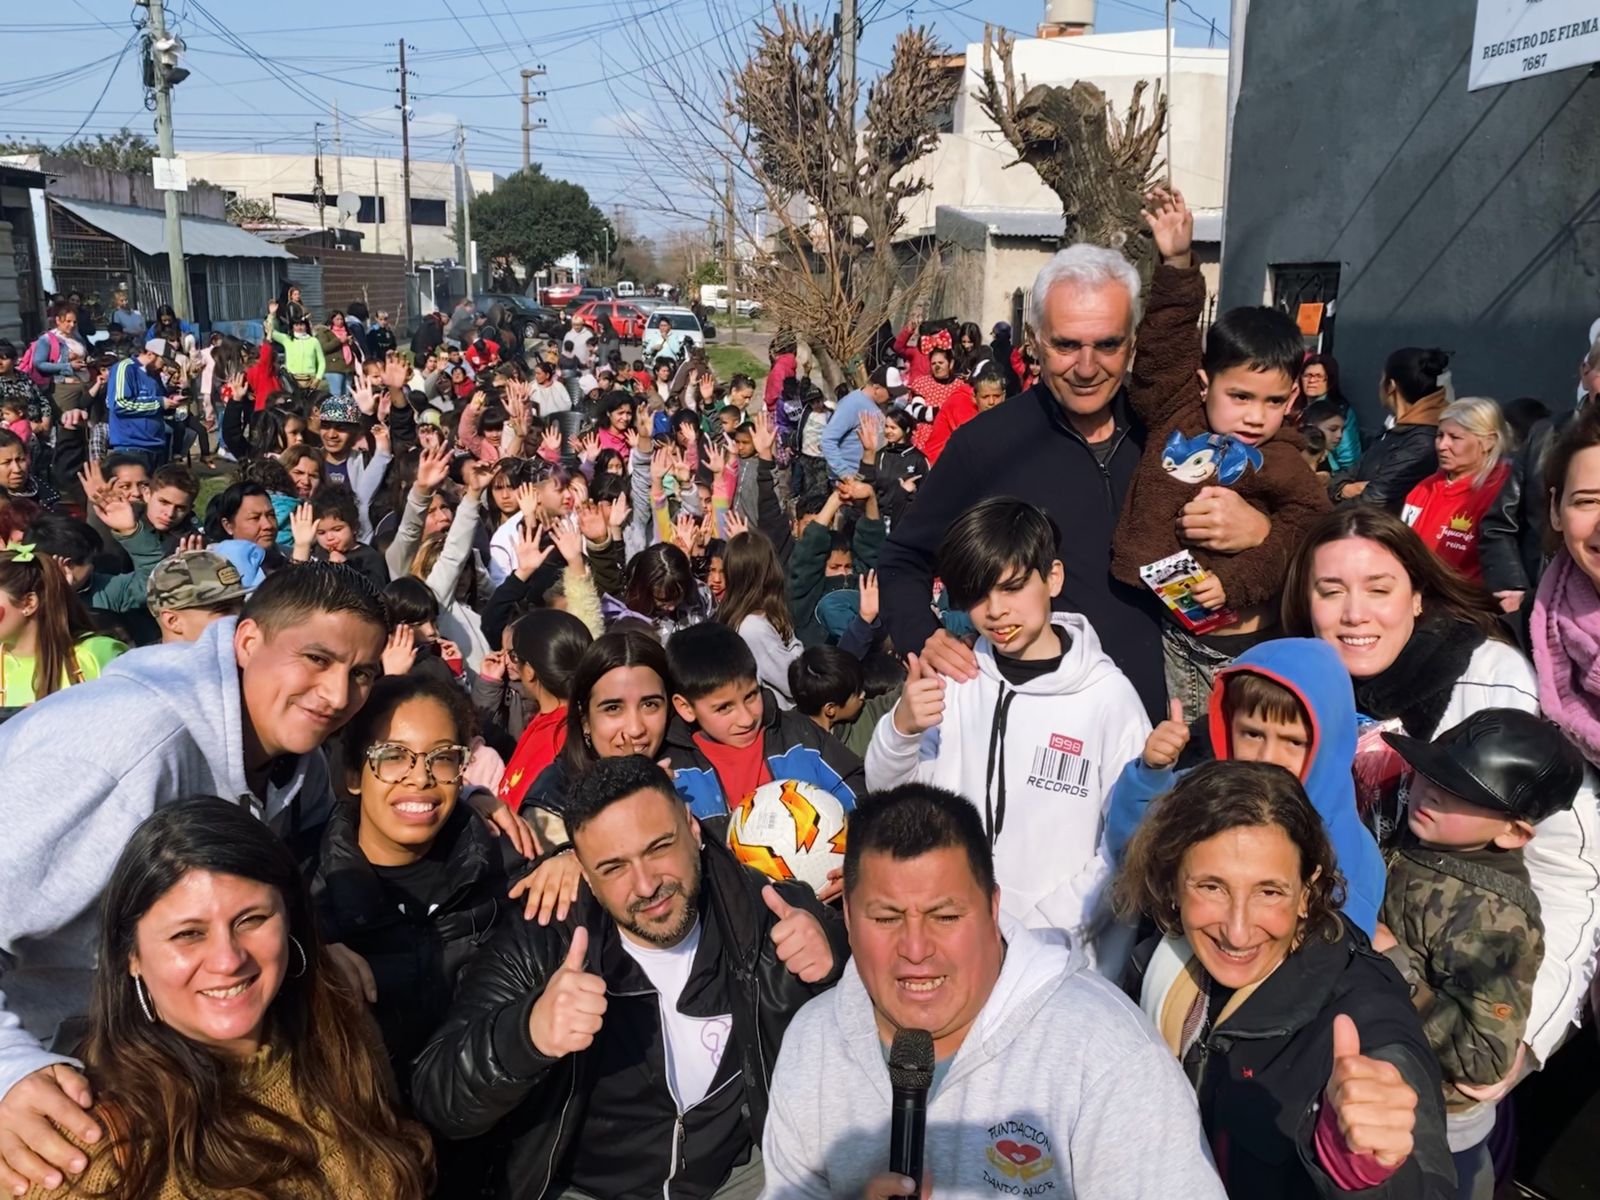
[1110,264,1331,611]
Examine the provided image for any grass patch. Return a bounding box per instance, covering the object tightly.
[706,344,766,383]
[196,472,233,520]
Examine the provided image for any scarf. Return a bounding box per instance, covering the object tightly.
[1531,548,1600,763]
[1351,611,1487,740]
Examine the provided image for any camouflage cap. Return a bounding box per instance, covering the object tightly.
[146,550,247,615]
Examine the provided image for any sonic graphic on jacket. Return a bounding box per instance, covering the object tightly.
[1160,429,1263,486]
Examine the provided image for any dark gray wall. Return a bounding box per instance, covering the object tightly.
[1221,1,1600,431]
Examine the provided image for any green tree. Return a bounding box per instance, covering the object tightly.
[471,166,610,286]
[0,129,158,173]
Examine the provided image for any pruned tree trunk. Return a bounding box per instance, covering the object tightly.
[975,25,1168,282]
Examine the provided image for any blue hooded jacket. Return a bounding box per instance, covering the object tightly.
[1104,638,1384,937]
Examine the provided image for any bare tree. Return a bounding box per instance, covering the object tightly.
[974,25,1167,281]
[727,11,957,385]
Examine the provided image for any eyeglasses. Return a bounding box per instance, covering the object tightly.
[364,742,472,785]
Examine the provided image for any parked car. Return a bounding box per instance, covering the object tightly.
[541,282,582,308]
[649,307,711,349]
[573,299,653,343]
[475,293,564,339]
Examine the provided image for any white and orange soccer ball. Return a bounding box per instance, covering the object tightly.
[726,779,847,894]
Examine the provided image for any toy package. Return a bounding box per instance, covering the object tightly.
[1139,550,1240,635]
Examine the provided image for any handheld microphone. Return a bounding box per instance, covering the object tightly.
[888,1028,934,1198]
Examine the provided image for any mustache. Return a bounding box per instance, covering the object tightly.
[629,880,682,915]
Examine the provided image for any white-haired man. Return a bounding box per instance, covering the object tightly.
[876,243,1269,720]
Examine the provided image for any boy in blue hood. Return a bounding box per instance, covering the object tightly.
[1105,638,1384,936]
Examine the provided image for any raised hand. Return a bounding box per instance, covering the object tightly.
[177,533,205,553]
[516,482,543,524]
[289,502,317,561]
[462,457,495,498]
[90,488,137,538]
[351,376,377,416]
[1142,698,1191,769]
[763,886,834,982]
[724,508,750,537]
[383,356,409,391]
[1323,1015,1418,1168]
[892,652,947,736]
[416,444,452,494]
[577,432,601,463]
[539,425,563,460]
[575,500,610,544]
[750,408,776,460]
[382,623,417,676]
[550,519,585,569]
[673,510,697,549]
[607,493,629,532]
[224,371,246,401]
[77,460,110,508]
[1141,185,1194,266]
[650,446,672,486]
[703,439,728,478]
[528,927,609,1058]
[858,414,881,457]
[858,570,880,624]
[623,425,640,452]
[514,520,554,579]
[371,420,391,456]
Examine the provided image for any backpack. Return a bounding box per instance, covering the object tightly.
[16,332,61,388]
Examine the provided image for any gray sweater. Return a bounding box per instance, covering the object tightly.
[760,921,1226,1200]
[0,619,335,1100]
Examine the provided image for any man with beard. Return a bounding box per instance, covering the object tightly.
[412,755,847,1199]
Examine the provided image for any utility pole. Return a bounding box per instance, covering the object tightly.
[146,0,189,320]
[313,123,326,231]
[333,99,345,226]
[454,123,474,286]
[1164,0,1174,181]
[520,66,546,171]
[723,163,737,346]
[372,158,382,253]
[840,0,858,139]
[394,40,415,270]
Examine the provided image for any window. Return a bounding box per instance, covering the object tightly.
[357,195,387,224]
[1269,262,1341,352]
[409,198,448,227]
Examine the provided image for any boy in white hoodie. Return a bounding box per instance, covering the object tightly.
[865,497,1150,946]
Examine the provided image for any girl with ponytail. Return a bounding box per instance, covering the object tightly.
[0,544,125,707]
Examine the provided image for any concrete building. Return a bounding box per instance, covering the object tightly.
[1222,1,1600,429]
[180,152,500,266]
[895,3,1230,330]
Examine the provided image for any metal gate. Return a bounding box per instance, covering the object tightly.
[1270,262,1341,352]
[285,261,324,320]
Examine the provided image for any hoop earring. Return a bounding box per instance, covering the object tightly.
[289,935,308,979]
[133,975,156,1023]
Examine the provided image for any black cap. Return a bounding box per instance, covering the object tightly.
[1383,709,1584,825]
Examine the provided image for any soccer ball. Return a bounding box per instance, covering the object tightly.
[726,779,847,894]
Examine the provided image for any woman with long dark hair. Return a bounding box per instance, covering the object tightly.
[1299,353,1361,472]
[24,797,432,1199]
[605,540,710,639]
[716,530,801,706]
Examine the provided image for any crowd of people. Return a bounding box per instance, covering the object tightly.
[0,184,1596,1200]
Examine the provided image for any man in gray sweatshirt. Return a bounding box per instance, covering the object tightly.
[0,565,390,1194]
[761,784,1227,1200]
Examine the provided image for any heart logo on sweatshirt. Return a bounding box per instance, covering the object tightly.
[995,1141,1041,1166]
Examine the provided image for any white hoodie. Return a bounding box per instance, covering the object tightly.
[866,615,1150,940]
[761,920,1225,1200]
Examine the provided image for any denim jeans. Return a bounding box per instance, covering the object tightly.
[1161,621,1235,717]
[325,372,348,397]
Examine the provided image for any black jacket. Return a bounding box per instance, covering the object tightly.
[1479,407,1579,595]
[311,802,526,1084]
[1125,922,1454,1200]
[862,441,928,533]
[412,315,444,360]
[1334,390,1447,513]
[875,383,1165,720]
[370,323,399,358]
[409,838,848,1200]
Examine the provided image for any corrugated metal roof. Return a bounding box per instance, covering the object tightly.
[51,197,296,260]
[935,203,1224,248]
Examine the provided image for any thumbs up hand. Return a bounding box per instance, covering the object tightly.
[1323,1014,1418,1168]
[1142,698,1191,769]
[764,885,835,984]
[892,653,948,738]
[528,926,609,1058]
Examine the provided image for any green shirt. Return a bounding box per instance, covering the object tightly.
[0,635,126,707]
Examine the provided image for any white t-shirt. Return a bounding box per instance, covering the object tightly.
[563,328,595,368]
[618,920,733,1110]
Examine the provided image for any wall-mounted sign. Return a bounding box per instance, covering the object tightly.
[1470,0,1600,90]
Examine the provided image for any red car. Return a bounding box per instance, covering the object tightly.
[542,283,582,308]
[573,299,650,342]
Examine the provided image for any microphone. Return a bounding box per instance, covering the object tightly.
[888,1028,934,1198]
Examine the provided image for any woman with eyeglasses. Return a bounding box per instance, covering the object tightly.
[313,673,527,1194]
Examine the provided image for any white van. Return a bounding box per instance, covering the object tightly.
[616,280,636,297]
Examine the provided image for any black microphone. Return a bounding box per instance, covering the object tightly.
[888,1028,934,1198]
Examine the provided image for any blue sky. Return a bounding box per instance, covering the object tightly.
[6,0,1230,236]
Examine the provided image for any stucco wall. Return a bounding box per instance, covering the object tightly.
[1221,1,1600,430]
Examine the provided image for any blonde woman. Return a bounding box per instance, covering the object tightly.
[1399,395,1512,582]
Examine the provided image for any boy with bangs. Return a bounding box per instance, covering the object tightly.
[865,497,1150,953]
[661,623,864,865]
[1104,637,1386,936]
[1109,188,1330,713]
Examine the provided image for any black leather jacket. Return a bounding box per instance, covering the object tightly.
[1479,409,1576,595]
[409,838,848,1199]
